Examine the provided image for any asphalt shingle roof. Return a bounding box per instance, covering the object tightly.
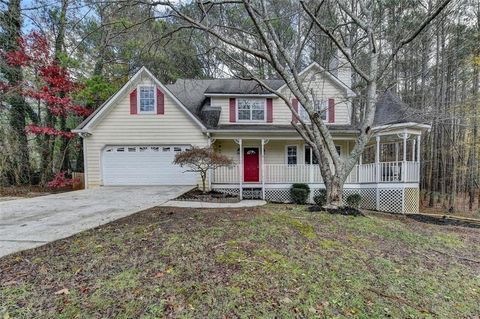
[204,79,285,94]
[373,91,429,126]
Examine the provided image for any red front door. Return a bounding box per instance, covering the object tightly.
[243,148,260,182]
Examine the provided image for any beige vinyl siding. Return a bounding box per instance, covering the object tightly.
[277,71,352,125]
[211,67,352,126]
[84,77,207,188]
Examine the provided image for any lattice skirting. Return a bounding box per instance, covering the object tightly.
[212,186,420,214]
[265,189,292,203]
[404,187,420,213]
[378,189,403,213]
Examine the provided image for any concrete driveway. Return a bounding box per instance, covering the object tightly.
[0,186,193,258]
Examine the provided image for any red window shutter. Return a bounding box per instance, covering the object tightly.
[266,98,273,122]
[229,98,236,122]
[292,98,299,123]
[157,87,164,114]
[130,89,137,115]
[328,98,335,123]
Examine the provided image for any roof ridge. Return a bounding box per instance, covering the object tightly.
[173,78,284,81]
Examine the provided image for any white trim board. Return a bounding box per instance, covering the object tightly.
[137,84,157,114]
[74,67,207,133]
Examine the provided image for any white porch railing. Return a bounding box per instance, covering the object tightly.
[212,161,420,184]
[213,165,240,184]
[265,164,321,183]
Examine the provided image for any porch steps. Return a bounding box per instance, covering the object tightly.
[242,187,262,200]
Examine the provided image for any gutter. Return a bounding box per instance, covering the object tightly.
[205,93,279,98]
[206,129,360,134]
[372,122,431,132]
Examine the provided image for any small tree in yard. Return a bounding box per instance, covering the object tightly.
[173,147,233,193]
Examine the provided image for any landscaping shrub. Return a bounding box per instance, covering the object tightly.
[291,188,309,204]
[290,183,310,204]
[291,183,310,192]
[313,189,327,206]
[346,193,362,208]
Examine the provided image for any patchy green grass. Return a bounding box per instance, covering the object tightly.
[1,205,480,318]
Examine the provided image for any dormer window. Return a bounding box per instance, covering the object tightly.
[139,86,156,113]
[237,98,265,121]
[299,100,328,122]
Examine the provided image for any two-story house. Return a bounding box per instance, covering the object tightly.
[74,63,429,213]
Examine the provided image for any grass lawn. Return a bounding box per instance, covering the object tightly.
[1,205,479,318]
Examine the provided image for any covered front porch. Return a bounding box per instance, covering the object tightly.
[209,128,424,213]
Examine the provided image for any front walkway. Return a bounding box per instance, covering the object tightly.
[0,186,193,258]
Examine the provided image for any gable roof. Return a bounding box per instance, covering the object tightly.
[276,62,356,97]
[74,67,207,132]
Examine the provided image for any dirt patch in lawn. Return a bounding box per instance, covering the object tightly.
[1,205,479,318]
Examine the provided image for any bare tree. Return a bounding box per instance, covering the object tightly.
[152,0,452,207]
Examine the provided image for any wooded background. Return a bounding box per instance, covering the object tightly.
[0,0,478,211]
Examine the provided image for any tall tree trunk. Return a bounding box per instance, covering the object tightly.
[55,0,70,173]
[2,0,31,185]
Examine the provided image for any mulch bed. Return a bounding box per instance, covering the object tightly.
[176,188,240,203]
[308,205,366,216]
[406,213,480,229]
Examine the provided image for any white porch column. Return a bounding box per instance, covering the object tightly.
[261,139,265,200]
[403,130,407,182]
[417,135,421,181]
[375,135,381,182]
[375,135,380,211]
[207,136,212,191]
[358,152,362,183]
[239,139,243,200]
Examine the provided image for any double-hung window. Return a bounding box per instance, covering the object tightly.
[139,86,156,113]
[286,146,298,165]
[299,100,328,122]
[237,98,265,121]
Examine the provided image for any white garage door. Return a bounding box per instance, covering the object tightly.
[102,145,197,185]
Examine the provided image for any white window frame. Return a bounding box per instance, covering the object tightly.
[304,145,319,165]
[236,98,266,122]
[285,145,298,165]
[137,85,157,114]
[299,100,328,123]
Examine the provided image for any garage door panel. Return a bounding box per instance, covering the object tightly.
[102,146,196,185]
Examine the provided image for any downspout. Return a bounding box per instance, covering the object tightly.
[207,133,212,191]
[78,132,90,189]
